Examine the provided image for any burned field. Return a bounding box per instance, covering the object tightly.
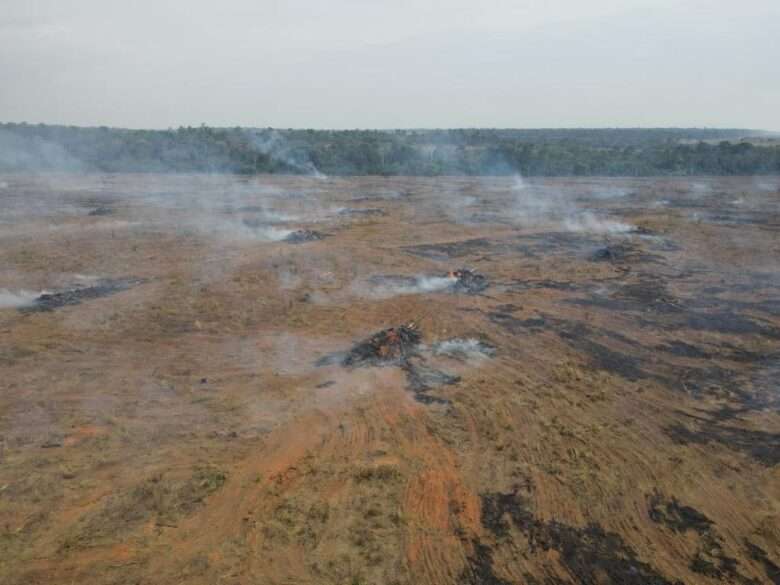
[0,174,779,585]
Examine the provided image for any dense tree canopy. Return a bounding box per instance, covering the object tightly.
[1,123,778,176]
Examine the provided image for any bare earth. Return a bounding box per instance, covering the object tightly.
[1,174,779,585]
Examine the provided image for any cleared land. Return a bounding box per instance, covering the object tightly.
[1,174,779,585]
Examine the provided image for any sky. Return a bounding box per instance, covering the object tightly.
[2,0,779,130]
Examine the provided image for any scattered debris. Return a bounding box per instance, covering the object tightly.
[284,229,325,244]
[20,278,145,313]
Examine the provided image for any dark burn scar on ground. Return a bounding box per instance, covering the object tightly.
[666,420,780,466]
[647,491,763,584]
[470,489,683,585]
[744,540,780,585]
[19,278,146,313]
[647,491,713,534]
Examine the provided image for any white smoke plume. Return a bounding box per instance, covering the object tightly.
[356,274,457,299]
[246,130,327,179]
[0,289,44,309]
[509,175,635,234]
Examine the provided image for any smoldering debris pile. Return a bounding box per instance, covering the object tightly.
[284,229,325,244]
[344,323,422,367]
[19,278,145,313]
[449,269,489,294]
[316,323,465,404]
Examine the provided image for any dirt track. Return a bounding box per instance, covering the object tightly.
[1,174,779,584]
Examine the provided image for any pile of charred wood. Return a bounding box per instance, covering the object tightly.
[447,269,489,294]
[343,322,422,367]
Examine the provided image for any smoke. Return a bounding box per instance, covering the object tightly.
[246,129,327,178]
[431,338,496,361]
[0,129,84,172]
[753,177,780,192]
[509,175,635,234]
[357,274,457,299]
[563,212,633,234]
[0,289,44,309]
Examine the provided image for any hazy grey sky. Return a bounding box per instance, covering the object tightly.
[2,1,778,129]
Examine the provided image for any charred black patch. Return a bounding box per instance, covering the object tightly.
[744,540,780,585]
[315,325,422,369]
[461,540,513,585]
[570,277,681,314]
[480,490,534,539]
[648,492,713,535]
[284,229,326,244]
[647,492,761,583]
[338,207,386,217]
[478,491,681,585]
[488,312,547,333]
[506,279,582,292]
[676,311,780,340]
[655,340,712,359]
[403,238,493,260]
[558,329,649,381]
[401,354,460,404]
[667,420,780,466]
[700,210,780,228]
[590,241,663,264]
[19,278,145,313]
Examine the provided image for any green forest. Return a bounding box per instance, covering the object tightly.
[1,123,778,176]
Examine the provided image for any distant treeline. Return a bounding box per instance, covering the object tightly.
[1,123,778,176]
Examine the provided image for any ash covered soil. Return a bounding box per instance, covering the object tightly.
[1,174,779,585]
